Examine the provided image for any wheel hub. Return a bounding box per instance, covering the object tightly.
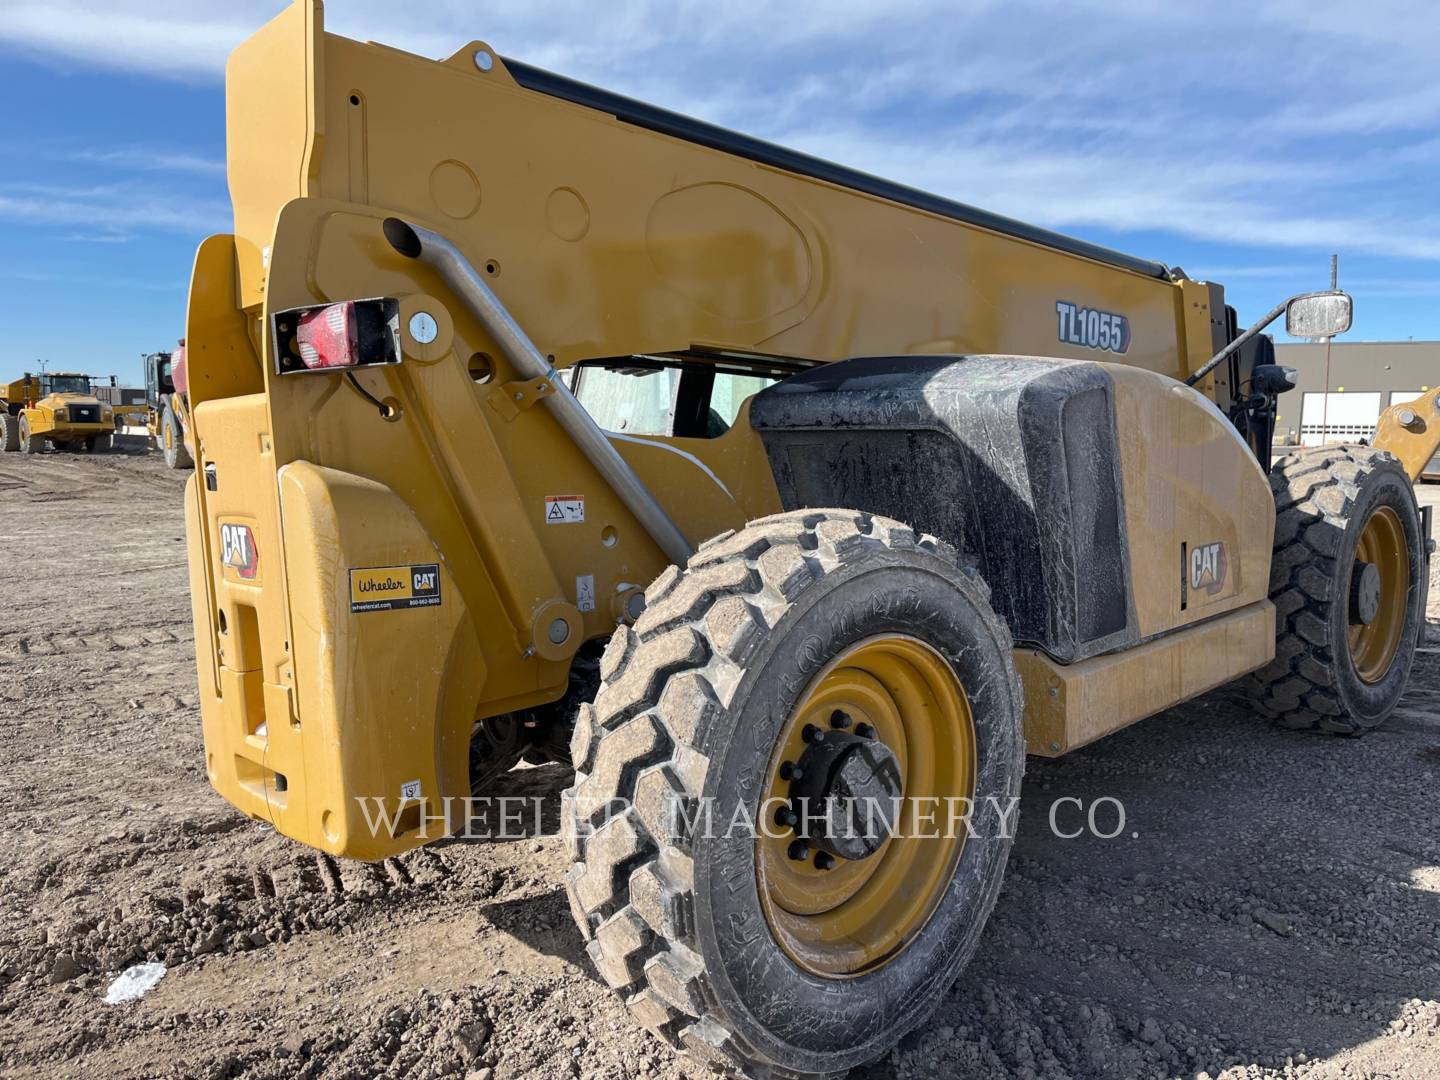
[1347,505,1410,685]
[1349,560,1381,626]
[757,634,976,978]
[786,718,902,861]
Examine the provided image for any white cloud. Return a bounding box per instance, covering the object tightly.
[61,231,132,244]
[0,1,1436,263]
[1189,264,1319,280]
[0,3,250,78]
[0,265,184,292]
[0,182,227,235]
[67,149,226,175]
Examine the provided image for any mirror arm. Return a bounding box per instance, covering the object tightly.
[1185,298,1289,388]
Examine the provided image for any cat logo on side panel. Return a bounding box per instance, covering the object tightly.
[1189,541,1227,596]
[220,523,259,581]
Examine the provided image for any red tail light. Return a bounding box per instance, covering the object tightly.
[296,302,360,370]
[271,298,401,376]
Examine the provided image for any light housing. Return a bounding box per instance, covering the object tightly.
[271,298,402,375]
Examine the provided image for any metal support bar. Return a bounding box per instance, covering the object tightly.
[1187,288,1352,389]
[1185,299,1286,388]
[382,217,695,566]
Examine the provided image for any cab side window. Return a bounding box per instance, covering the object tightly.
[709,373,777,431]
[572,362,778,438]
[572,366,680,436]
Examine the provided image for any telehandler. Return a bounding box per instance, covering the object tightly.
[2,371,115,453]
[183,4,1435,1075]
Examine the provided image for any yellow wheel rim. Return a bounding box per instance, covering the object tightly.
[757,635,975,978]
[164,423,174,450]
[1348,505,1409,684]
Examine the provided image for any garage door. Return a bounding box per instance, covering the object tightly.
[1299,392,1382,447]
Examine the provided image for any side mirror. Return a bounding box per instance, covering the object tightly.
[1285,291,1352,339]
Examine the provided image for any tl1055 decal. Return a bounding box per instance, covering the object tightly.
[1056,300,1131,354]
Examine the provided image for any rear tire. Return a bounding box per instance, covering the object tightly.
[1249,445,1426,732]
[19,417,40,454]
[162,404,192,469]
[0,414,18,452]
[563,510,1023,1077]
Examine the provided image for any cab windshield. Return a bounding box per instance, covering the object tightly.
[44,375,90,395]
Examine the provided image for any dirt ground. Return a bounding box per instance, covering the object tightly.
[1,445,1439,1080]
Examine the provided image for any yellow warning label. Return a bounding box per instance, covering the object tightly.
[349,564,442,613]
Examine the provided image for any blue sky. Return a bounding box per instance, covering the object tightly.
[2,1,1437,388]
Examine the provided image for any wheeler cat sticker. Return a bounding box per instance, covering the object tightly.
[349,564,442,613]
[1056,300,1131,354]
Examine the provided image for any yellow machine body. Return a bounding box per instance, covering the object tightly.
[1373,389,1440,482]
[113,404,150,428]
[2,373,115,445]
[0,374,39,409]
[185,1,1275,858]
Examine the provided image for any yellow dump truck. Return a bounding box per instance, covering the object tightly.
[181,4,1437,1075]
[1,372,115,453]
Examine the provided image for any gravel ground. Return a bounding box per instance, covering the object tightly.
[1,448,1438,1080]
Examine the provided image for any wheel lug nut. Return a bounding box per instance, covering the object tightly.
[787,839,810,861]
[802,723,825,744]
[779,760,803,781]
[814,851,836,871]
[829,709,852,729]
[854,722,875,739]
[774,806,798,829]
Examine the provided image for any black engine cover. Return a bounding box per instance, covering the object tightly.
[749,355,1136,663]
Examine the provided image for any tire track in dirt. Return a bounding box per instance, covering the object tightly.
[0,621,191,659]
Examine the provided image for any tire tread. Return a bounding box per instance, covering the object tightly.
[564,509,1012,1078]
[1248,444,1418,733]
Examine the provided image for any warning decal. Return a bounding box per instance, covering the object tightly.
[545,495,585,524]
[349,564,442,613]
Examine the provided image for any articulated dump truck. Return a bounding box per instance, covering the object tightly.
[2,372,116,453]
[186,3,1436,1074]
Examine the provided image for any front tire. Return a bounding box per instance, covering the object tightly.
[19,417,40,454]
[0,414,18,452]
[1250,445,1426,732]
[563,510,1023,1077]
[162,403,192,469]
